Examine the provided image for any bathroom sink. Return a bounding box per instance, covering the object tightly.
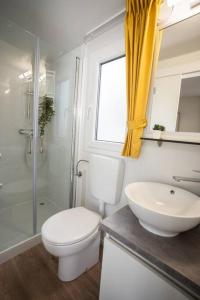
[125,182,200,237]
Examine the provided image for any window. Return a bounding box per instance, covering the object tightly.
[95,56,126,143]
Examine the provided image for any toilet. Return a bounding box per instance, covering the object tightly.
[42,207,101,281]
[41,154,124,281]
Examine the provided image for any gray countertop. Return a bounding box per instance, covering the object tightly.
[101,205,200,299]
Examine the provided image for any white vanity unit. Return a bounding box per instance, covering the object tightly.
[100,237,190,300]
[99,207,200,300]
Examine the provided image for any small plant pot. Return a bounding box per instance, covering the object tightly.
[153,130,162,139]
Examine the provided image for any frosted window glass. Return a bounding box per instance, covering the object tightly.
[96,56,126,143]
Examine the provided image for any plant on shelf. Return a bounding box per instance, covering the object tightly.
[153,124,165,131]
[39,95,55,137]
[152,124,165,139]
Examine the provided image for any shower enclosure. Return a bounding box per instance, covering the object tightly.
[0,17,79,253]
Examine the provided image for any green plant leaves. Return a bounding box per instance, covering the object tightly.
[39,96,55,136]
[153,124,165,131]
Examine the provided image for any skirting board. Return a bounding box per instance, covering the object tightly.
[0,234,41,265]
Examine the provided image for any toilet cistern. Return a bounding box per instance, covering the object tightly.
[89,154,124,217]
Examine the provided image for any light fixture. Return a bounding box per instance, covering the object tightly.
[39,74,46,82]
[167,0,183,7]
[18,70,46,82]
[24,70,32,77]
[4,89,10,94]
[159,1,173,23]
[18,70,32,80]
[18,73,24,79]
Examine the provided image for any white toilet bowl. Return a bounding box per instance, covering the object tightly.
[41,207,101,282]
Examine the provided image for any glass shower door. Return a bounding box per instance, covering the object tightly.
[35,43,81,233]
[0,18,36,252]
[0,17,80,252]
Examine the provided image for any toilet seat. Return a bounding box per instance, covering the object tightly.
[42,207,101,246]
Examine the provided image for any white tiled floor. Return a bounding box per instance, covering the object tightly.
[0,198,59,252]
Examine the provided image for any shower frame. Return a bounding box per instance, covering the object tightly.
[32,37,40,235]
[0,23,81,261]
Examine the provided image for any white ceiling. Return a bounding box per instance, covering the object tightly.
[0,0,125,53]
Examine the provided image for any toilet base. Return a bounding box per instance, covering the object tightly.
[58,232,100,281]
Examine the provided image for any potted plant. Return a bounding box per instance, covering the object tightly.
[38,95,55,153]
[39,96,55,137]
[152,124,165,139]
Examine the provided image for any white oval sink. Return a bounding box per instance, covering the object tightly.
[125,182,200,237]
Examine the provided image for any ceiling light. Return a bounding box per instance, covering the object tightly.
[4,89,10,94]
[159,2,173,23]
[18,73,24,79]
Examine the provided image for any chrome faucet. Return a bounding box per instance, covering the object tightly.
[173,170,200,183]
[75,159,89,177]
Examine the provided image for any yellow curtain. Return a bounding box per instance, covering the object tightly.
[122,0,162,158]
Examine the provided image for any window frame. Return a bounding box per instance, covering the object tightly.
[83,29,126,155]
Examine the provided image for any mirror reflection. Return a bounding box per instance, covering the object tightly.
[149,13,200,134]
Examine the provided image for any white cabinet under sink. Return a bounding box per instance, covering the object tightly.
[99,236,191,300]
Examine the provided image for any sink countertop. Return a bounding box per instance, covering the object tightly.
[101,205,200,299]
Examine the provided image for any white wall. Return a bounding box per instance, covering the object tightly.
[77,21,200,217]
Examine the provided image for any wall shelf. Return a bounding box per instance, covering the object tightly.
[141,137,200,147]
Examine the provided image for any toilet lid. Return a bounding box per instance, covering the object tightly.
[41,207,101,246]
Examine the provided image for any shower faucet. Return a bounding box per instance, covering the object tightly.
[18,128,33,136]
[18,129,33,154]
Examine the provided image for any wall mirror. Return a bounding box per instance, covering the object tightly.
[147,12,200,142]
